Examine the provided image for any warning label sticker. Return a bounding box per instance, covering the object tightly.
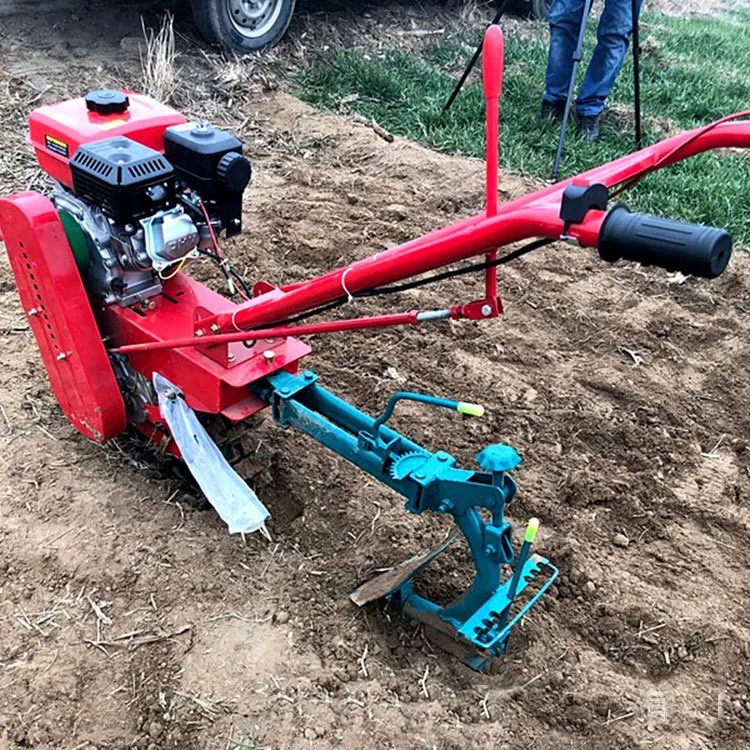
[44,134,69,158]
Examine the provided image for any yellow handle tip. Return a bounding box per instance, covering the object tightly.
[457,402,485,418]
[525,517,540,543]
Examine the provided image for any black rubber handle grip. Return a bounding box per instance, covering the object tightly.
[598,205,732,279]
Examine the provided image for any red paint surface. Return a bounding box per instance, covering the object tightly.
[206,117,750,335]
[482,25,504,304]
[0,192,127,442]
[28,91,187,186]
[97,273,311,419]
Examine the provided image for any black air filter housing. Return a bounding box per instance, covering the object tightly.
[163,122,246,197]
[70,136,175,225]
[164,122,251,236]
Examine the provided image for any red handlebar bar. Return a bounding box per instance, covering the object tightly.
[200,115,749,335]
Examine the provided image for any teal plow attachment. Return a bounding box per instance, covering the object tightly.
[253,369,558,672]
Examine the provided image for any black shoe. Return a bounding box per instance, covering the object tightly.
[576,113,601,142]
[540,100,566,122]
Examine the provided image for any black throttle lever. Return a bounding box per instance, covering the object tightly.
[598,205,732,279]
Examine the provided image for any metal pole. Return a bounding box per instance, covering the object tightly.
[200,116,750,334]
[443,0,511,113]
[632,0,643,150]
[549,0,596,181]
[110,309,446,355]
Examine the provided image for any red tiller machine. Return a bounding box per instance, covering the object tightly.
[0,29,745,670]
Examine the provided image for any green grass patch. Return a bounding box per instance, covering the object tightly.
[297,10,750,243]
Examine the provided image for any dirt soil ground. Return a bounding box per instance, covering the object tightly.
[1,1,750,749]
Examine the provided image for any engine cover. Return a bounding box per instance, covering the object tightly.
[70,136,176,225]
[23,90,254,316]
[53,188,164,307]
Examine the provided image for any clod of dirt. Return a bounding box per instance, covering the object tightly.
[612,533,630,548]
[385,203,409,221]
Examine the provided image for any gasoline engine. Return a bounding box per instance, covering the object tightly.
[1,26,744,671]
[42,90,251,308]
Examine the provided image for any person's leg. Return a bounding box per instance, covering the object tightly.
[543,0,587,110]
[576,0,644,117]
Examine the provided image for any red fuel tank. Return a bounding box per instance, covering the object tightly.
[28,90,187,187]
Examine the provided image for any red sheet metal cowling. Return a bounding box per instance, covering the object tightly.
[0,192,127,442]
[96,273,312,422]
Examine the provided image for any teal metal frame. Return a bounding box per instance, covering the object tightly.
[254,369,558,670]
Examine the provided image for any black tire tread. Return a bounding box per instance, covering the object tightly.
[513,0,550,20]
[190,0,222,44]
[189,0,296,52]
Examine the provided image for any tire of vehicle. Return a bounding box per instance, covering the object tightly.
[513,0,551,20]
[190,0,296,52]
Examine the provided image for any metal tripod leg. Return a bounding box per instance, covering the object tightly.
[549,0,595,181]
[443,0,511,113]
[632,0,643,150]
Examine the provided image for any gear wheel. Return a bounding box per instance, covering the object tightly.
[390,451,430,481]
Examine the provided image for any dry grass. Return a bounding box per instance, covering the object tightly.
[140,12,179,104]
[456,0,484,26]
[0,73,47,194]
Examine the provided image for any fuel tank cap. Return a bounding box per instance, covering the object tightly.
[85,89,130,116]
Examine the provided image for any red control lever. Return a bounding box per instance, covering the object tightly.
[482,25,504,310]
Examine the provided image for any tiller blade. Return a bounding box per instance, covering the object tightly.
[349,535,458,607]
[351,542,556,672]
